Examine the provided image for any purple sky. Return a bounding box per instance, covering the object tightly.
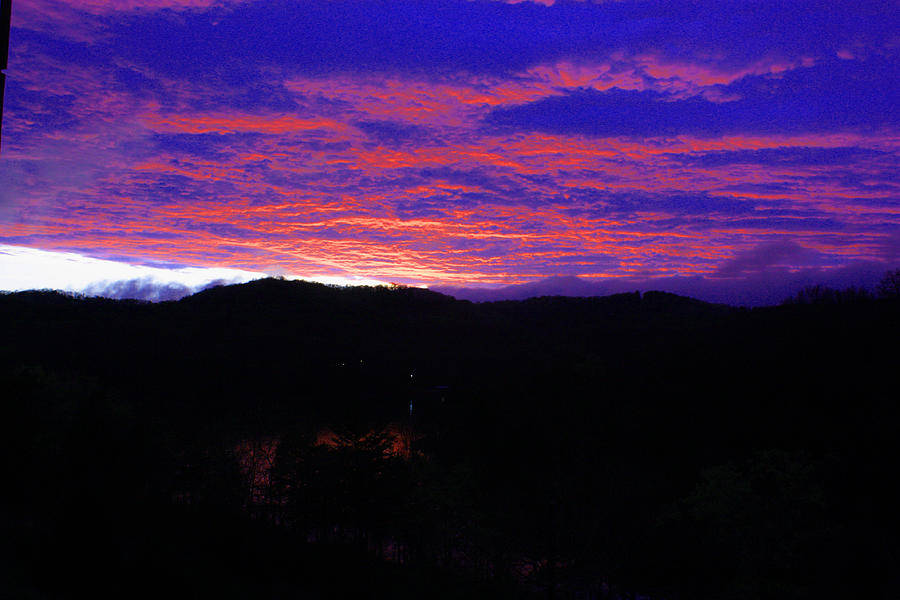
[1,0,898,304]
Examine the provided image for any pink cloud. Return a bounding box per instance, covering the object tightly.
[16,0,243,16]
[4,22,898,290]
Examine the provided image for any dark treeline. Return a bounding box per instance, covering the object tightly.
[2,277,899,599]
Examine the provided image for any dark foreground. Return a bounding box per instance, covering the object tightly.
[2,278,898,599]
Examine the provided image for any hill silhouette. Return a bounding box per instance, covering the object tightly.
[2,279,898,599]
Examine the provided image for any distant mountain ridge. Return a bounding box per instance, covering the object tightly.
[433,265,891,305]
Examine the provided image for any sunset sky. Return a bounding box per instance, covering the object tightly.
[1,0,898,304]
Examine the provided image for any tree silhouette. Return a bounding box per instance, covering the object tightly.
[272,425,411,555]
[877,269,900,299]
[3,278,899,598]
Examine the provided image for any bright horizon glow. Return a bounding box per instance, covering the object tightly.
[0,244,393,300]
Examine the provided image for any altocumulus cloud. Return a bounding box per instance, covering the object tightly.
[2,0,899,301]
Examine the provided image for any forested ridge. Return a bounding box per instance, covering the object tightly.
[2,278,898,599]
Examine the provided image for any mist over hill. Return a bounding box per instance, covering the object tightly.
[2,278,898,599]
[434,262,891,305]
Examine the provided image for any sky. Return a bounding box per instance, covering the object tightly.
[1,0,899,305]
